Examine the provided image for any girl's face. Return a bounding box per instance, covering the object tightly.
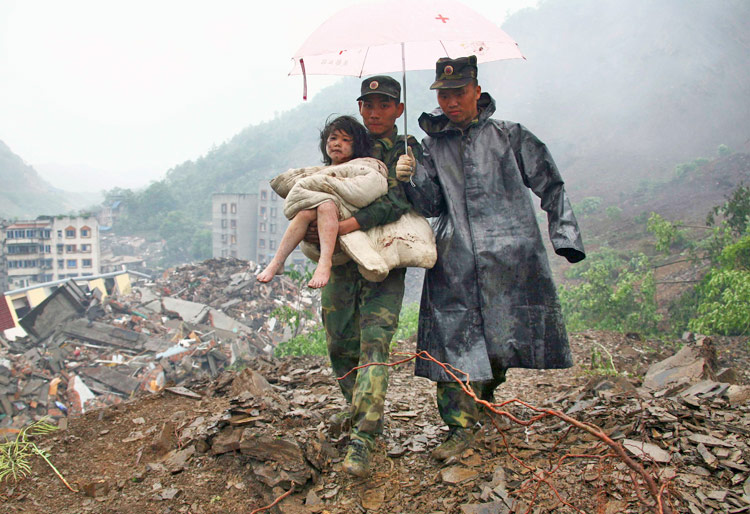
[326,129,355,165]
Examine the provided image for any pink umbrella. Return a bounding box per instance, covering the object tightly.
[289,0,523,147]
[290,0,523,78]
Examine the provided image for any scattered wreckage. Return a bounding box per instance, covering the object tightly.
[0,258,316,433]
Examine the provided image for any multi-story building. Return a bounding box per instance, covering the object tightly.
[255,183,306,269]
[3,216,101,290]
[0,220,8,292]
[212,188,305,268]
[212,193,258,261]
[97,196,127,229]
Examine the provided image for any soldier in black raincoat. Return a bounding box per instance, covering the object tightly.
[396,55,585,460]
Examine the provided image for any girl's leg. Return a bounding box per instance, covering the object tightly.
[257,209,315,282]
[308,200,339,288]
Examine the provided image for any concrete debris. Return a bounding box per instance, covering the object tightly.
[0,258,317,432]
[622,439,672,463]
[556,337,749,513]
[19,281,86,340]
[642,336,717,393]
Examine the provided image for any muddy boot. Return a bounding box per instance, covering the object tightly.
[342,439,371,478]
[431,427,475,461]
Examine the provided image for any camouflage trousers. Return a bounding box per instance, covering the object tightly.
[321,260,405,448]
[436,371,507,428]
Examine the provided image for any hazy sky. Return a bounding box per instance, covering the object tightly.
[0,0,538,191]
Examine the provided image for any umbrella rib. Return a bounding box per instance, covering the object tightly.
[439,40,450,58]
[357,47,370,78]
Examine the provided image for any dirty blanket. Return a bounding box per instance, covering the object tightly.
[269,158,436,281]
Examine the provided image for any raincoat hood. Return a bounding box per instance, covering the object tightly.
[418,92,496,136]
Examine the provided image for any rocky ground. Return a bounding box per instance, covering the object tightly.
[1,329,748,514]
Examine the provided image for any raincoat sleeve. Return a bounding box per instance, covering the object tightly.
[507,122,585,263]
[353,138,423,231]
[403,140,446,218]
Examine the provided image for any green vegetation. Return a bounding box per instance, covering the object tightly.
[684,184,750,335]
[573,196,603,217]
[562,183,750,337]
[707,184,750,237]
[688,234,750,336]
[674,156,709,179]
[0,418,73,490]
[589,343,620,376]
[270,265,315,339]
[393,303,420,346]
[103,188,211,266]
[274,327,327,358]
[273,303,421,358]
[560,248,661,334]
[605,205,622,221]
[647,213,690,253]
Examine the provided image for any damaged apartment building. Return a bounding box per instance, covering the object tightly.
[212,183,305,268]
[1,215,102,291]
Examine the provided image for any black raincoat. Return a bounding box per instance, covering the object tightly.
[405,93,585,382]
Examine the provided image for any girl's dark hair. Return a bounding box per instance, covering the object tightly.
[319,115,372,165]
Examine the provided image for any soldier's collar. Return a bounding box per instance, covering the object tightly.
[372,126,399,148]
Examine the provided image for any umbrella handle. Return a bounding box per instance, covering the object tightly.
[401,43,415,186]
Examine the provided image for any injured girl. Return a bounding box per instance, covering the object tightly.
[256,115,387,288]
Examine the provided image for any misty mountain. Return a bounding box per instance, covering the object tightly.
[490,0,750,199]
[0,140,97,219]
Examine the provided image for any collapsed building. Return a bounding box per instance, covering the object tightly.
[0,258,317,431]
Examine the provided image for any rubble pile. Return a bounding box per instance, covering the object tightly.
[0,258,318,434]
[540,335,750,513]
[100,234,163,272]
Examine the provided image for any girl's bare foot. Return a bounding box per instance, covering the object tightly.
[308,262,331,289]
[257,261,281,283]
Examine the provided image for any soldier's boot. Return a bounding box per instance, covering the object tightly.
[342,439,371,478]
[431,427,475,461]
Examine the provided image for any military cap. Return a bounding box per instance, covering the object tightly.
[430,55,478,89]
[357,75,401,101]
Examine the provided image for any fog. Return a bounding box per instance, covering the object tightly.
[0,0,538,192]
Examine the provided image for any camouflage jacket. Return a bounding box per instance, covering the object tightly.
[352,126,422,231]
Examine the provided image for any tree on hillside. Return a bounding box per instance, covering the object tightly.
[684,186,750,335]
[559,247,661,334]
[158,211,210,266]
[651,184,750,336]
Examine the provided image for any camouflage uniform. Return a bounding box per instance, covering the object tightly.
[322,126,422,448]
[436,373,507,428]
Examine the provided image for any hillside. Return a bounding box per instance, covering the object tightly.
[0,140,97,219]
[493,0,750,202]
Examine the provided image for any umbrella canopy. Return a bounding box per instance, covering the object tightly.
[289,0,524,156]
[289,0,523,78]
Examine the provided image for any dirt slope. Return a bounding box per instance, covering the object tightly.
[2,331,748,514]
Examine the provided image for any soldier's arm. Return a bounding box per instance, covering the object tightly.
[351,140,423,231]
[507,122,585,263]
[403,140,446,218]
